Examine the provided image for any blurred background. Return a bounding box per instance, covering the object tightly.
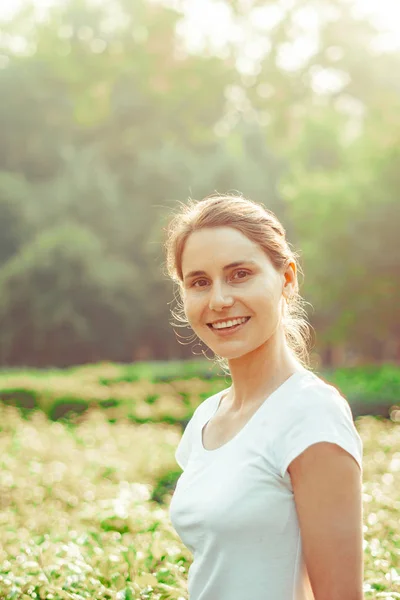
[0,4,399,597]
[0,0,399,369]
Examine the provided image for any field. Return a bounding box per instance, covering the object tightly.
[0,362,399,599]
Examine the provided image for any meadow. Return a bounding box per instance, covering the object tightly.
[0,361,399,599]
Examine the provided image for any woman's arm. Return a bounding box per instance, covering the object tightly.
[288,441,364,600]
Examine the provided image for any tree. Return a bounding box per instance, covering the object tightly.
[0,224,140,366]
[0,172,32,266]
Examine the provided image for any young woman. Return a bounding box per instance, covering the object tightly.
[165,194,364,600]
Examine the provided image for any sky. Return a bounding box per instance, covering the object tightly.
[0,0,399,60]
[175,0,400,54]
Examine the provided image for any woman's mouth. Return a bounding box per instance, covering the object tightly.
[207,316,251,336]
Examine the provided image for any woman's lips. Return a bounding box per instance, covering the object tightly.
[207,317,251,336]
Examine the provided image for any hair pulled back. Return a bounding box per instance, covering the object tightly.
[164,193,313,371]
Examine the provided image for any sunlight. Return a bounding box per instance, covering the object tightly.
[0,0,399,57]
[175,0,400,55]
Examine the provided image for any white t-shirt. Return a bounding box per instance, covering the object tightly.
[168,369,363,600]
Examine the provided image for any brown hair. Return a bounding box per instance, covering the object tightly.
[164,193,313,370]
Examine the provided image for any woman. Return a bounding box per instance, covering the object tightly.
[165,194,364,600]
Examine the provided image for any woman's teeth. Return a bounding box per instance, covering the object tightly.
[210,317,249,330]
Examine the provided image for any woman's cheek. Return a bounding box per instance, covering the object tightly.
[183,295,201,328]
[191,298,206,328]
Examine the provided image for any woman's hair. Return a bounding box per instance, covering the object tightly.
[164,193,313,371]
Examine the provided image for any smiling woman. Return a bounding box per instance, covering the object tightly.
[165,193,311,374]
[164,193,364,600]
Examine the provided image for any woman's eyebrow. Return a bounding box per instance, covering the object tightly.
[183,260,257,282]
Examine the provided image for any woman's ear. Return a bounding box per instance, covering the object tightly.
[282,260,296,300]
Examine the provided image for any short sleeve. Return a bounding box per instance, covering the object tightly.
[175,412,197,470]
[274,385,363,479]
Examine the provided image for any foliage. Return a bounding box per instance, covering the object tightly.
[0,362,399,425]
[0,400,398,598]
[0,224,139,365]
[0,0,399,365]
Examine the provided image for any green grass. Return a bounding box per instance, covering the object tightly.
[0,402,399,599]
[0,362,398,425]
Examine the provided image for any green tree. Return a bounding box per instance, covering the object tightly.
[0,172,32,266]
[0,0,399,365]
[0,224,139,366]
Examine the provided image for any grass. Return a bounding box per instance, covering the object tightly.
[0,402,399,599]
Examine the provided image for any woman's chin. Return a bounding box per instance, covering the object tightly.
[204,335,269,361]
[196,327,257,360]
[207,342,253,361]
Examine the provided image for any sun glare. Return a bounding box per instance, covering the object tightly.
[0,0,399,55]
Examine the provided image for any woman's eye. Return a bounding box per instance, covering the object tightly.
[233,270,249,280]
[191,271,249,287]
[192,279,208,287]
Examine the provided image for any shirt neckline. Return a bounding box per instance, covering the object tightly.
[199,369,310,454]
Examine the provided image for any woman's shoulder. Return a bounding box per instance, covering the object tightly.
[282,369,354,427]
[297,369,348,401]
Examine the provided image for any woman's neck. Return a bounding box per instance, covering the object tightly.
[225,332,305,413]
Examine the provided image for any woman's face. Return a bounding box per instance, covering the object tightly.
[181,226,294,360]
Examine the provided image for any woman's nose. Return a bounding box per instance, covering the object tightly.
[208,283,234,311]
